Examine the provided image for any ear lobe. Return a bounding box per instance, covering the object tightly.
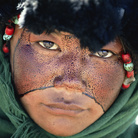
[122,77,135,89]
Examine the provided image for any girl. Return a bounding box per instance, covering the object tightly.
[0,0,138,137]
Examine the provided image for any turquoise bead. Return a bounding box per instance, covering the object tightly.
[3,34,12,41]
[124,63,134,72]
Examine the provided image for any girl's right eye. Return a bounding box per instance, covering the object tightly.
[38,41,59,50]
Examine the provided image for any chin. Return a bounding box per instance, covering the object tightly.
[44,127,81,137]
[36,117,87,137]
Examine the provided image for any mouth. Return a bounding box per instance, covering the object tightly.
[41,103,86,116]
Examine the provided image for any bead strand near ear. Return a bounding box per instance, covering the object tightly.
[3,26,14,41]
[2,43,9,54]
[2,14,20,54]
[122,53,135,89]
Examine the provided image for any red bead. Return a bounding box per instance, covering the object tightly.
[2,44,9,54]
[8,20,11,23]
[122,83,130,89]
[122,53,132,64]
[17,14,20,19]
[5,26,14,35]
[126,71,134,78]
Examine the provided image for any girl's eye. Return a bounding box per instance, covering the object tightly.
[93,50,114,58]
[38,41,59,50]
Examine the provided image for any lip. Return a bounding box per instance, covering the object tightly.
[42,103,85,116]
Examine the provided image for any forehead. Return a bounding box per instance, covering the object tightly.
[13,26,123,53]
[29,30,123,52]
[102,38,123,53]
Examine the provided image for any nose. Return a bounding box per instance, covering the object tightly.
[54,73,87,92]
[53,53,87,92]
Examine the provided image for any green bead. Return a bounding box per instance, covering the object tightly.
[124,63,134,72]
[12,16,19,24]
[3,34,12,41]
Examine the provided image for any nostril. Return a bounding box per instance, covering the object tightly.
[64,100,72,104]
[82,80,87,87]
[54,76,63,86]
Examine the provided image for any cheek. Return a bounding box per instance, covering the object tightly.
[85,59,125,110]
[13,35,80,95]
[13,44,60,94]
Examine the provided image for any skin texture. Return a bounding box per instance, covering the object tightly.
[10,25,125,136]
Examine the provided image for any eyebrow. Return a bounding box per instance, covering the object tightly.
[65,35,77,40]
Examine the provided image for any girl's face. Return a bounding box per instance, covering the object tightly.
[10,25,125,136]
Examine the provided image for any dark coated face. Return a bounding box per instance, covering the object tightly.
[10,25,125,136]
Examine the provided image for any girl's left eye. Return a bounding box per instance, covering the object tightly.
[38,41,59,50]
[93,50,115,58]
